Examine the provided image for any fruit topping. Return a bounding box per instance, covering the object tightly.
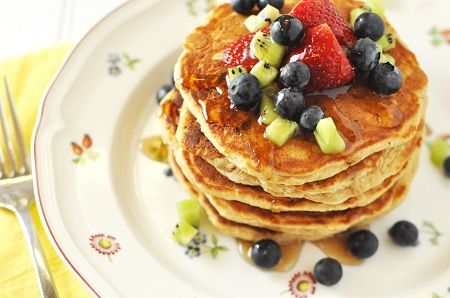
[364,0,385,18]
[176,198,202,227]
[265,117,299,146]
[270,15,305,47]
[250,31,287,67]
[429,138,450,167]
[377,32,396,52]
[224,33,260,69]
[313,258,343,286]
[314,117,346,154]
[231,0,257,15]
[300,105,324,131]
[156,84,173,103]
[388,220,419,247]
[245,5,281,32]
[227,66,248,82]
[290,0,357,47]
[275,88,305,120]
[251,61,279,87]
[263,83,280,98]
[347,230,379,259]
[350,7,369,28]
[228,73,263,110]
[250,239,282,268]
[257,0,284,10]
[354,12,385,41]
[280,61,310,91]
[379,53,395,65]
[260,94,279,125]
[368,62,403,95]
[288,24,355,92]
[444,157,450,177]
[172,220,198,245]
[348,37,380,73]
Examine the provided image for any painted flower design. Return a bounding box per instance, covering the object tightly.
[288,271,317,298]
[422,220,443,246]
[108,52,141,76]
[182,232,228,259]
[71,134,99,164]
[186,0,217,16]
[89,234,121,261]
[429,26,450,47]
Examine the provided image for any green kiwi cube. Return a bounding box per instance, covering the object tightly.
[379,53,395,65]
[260,94,279,125]
[314,117,346,154]
[250,31,286,68]
[250,61,279,87]
[176,198,202,227]
[265,117,299,146]
[227,66,248,82]
[244,15,259,32]
[365,0,385,17]
[263,84,280,98]
[430,138,450,167]
[377,32,396,52]
[172,220,198,246]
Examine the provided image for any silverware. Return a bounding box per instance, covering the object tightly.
[0,77,59,298]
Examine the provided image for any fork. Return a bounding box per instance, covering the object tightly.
[0,77,59,298]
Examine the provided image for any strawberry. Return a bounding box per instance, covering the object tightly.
[287,24,355,92]
[223,28,271,69]
[290,0,356,47]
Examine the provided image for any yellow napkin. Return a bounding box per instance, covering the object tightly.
[0,45,91,298]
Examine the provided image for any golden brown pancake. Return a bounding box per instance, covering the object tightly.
[175,0,427,185]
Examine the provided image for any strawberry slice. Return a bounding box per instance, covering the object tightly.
[223,28,271,69]
[287,24,355,92]
[290,0,356,47]
[223,33,259,69]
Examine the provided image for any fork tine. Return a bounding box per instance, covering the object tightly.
[4,77,30,174]
[0,129,6,178]
[0,96,19,177]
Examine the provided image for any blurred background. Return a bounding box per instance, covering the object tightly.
[0,0,125,59]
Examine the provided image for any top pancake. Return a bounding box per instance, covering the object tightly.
[175,0,427,184]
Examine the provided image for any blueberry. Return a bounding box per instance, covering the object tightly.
[354,12,385,41]
[156,84,173,103]
[257,0,284,10]
[348,230,379,259]
[229,73,262,111]
[313,258,343,286]
[369,63,403,95]
[348,38,380,73]
[389,220,419,246]
[275,88,305,120]
[165,168,173,177]
[444,157,450,177]
[270,15,304,47]
[250,239,281,268]
[300,106,324,130]
[231,0,256,15]
[280,61,310,90]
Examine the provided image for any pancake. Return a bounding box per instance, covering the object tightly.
[175,0,427,185]
[176,97,424,200]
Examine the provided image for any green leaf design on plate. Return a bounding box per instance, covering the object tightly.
[422,220,443,245]
[429,26,444,47]
[123,53,141,70]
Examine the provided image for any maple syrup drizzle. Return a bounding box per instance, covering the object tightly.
[313,234,362,265]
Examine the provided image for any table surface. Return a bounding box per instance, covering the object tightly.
[0,0,125,59]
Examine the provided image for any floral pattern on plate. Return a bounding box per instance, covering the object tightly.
[89,234,121,262]
[71,134,99,164]
[108,53,141,76]
[285,271,317,298]
[183,231,228,259]
[186,0,217,16]
[428,26,450,47]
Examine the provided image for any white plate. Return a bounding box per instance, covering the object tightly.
[32,0,450,297]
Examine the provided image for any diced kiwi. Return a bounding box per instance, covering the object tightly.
[265,117,299,146]
[227,66,248,82]
[380,53,395,65]
[364,0,385,17]
[176,198,202,227]
[314,117,346,154]
[350,7,369,28]
[250,31,286,68]
[260,94,279,125]
[263,84,280,98]
[250,61,279,87]
[430,139,450,167]
[377,32,396,52]
[245,5,281,32]
[172,220,198,246]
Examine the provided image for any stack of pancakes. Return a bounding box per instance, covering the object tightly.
[159,0,427,244]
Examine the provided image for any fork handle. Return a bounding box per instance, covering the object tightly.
[16,207,59,298]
